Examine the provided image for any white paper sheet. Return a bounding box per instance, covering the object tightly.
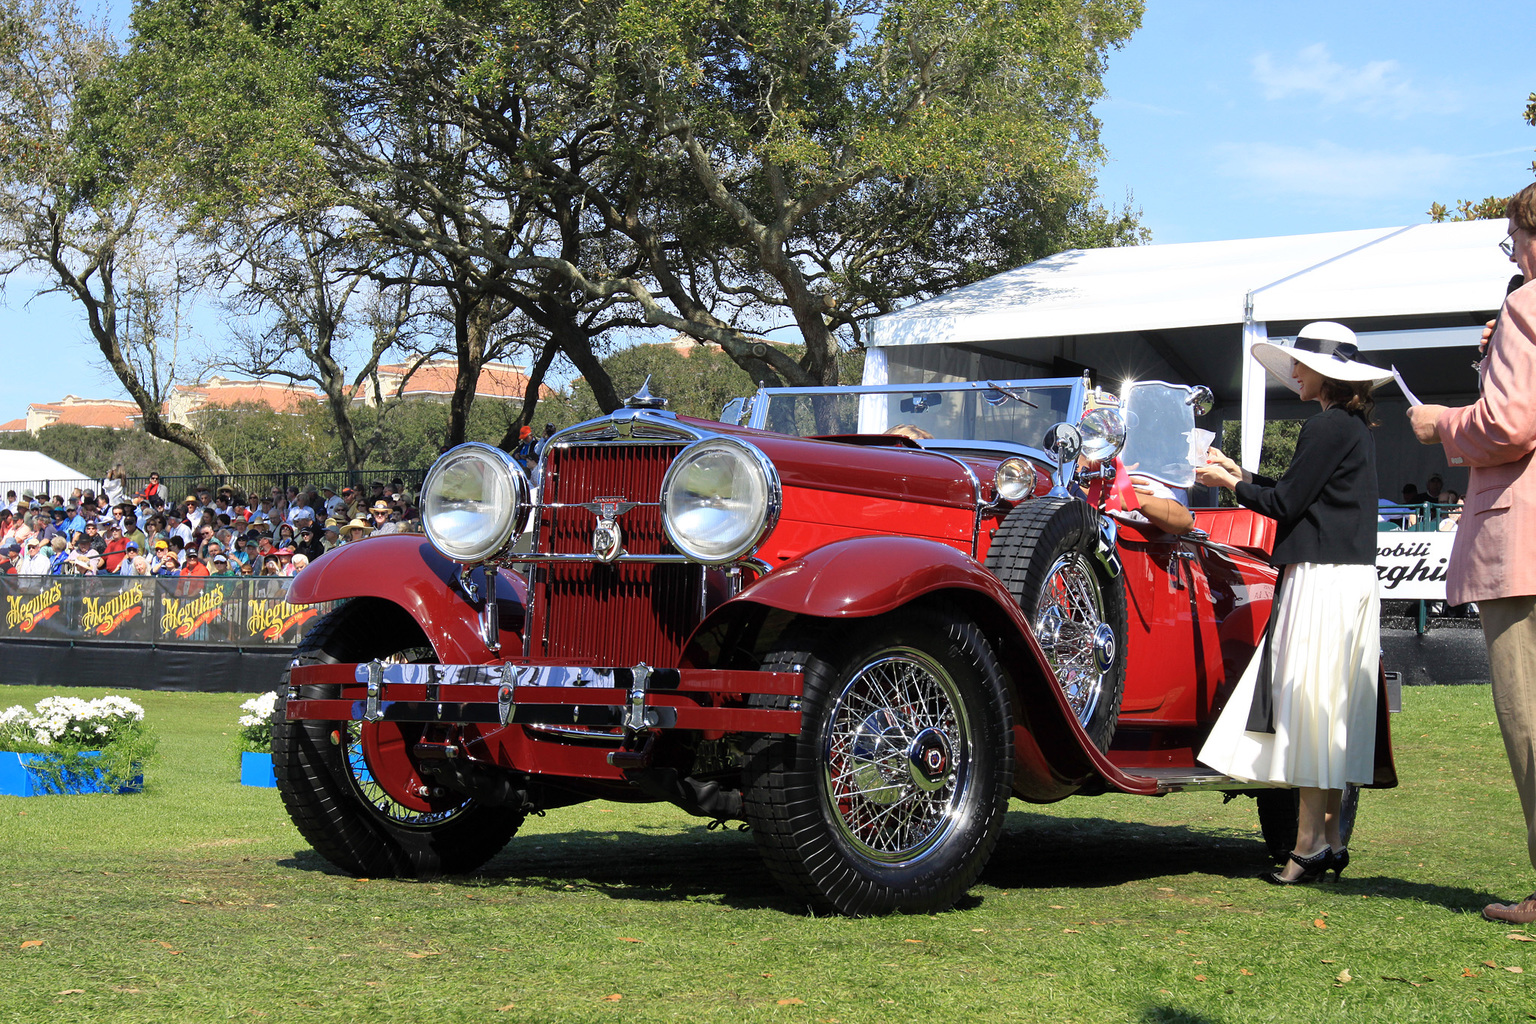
[1390,365,1423,407]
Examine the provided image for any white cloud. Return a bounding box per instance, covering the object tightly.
[1213,140,1458,200]
[1251,43,1447,117]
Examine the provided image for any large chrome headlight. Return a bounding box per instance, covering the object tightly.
[1077,407,1127,464]
[420,443,527,564]
[661,438,779,564]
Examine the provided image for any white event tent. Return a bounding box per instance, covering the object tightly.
[864,220,1514,495]
[0,451,94,500]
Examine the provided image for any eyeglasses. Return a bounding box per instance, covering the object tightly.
[1501,234,1515,257]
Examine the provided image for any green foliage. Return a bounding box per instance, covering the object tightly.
[569,341,765,422]
[0,694,158,792]
[121,0,1146,389]
[1428,196,1513,222]
[0,423,203,479]
[1218,419,1302,505]
[193,402,337,475]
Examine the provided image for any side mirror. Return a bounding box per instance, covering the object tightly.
[1187,386,1214,417]
[1042,422,1083,464]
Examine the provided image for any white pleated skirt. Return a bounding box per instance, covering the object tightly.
[1198,562,1380,789]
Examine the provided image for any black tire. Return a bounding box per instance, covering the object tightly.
[1256,785,1360,862]
[742,607,1014,916]
[272,599,524,877]
[984,496,1127,750]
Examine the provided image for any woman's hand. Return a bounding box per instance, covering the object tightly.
[1195,463,1241,489]
[1204,446,1241,475]
[1196,446,1242,490]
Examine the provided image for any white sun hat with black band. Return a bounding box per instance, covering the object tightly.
[1250,321,1393,393]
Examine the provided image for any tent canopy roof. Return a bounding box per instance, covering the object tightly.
[0,451,92,492]
[868,220,1514,348]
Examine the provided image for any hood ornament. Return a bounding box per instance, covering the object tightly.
[581,496,636,562]
[625,376,668,409]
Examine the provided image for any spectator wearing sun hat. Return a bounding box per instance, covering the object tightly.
[19,536,51,575]
[340,517,372,544]
[369,499,403,537]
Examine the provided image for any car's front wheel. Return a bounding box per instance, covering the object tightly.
[742,607,1014,916]
[272,599,524,877]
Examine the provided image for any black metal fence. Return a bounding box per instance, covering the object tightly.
[2,469,428,505]
[123,469,428,503]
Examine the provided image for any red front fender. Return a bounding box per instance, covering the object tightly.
[286,535,525,664]
[700,535,1160,801]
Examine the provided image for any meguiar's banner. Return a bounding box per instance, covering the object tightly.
[0,575,331,646]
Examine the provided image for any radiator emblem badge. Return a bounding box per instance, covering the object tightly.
[580,496,636,563]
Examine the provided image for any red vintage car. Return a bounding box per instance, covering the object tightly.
[275,376,1395,916]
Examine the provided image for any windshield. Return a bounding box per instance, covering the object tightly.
[1118,382,1214,489]
[747,381,1080,448]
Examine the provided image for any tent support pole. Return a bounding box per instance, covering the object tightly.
[1240,320,1269,471]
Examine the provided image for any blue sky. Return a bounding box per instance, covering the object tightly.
[1095,0,1534,241]
[2,0,1533,423]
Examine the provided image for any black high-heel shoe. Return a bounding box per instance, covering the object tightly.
[1260,846,1332,885]
[1327,847,1349,881]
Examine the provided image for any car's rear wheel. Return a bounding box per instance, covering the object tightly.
[742,607,1014,916]
[985,496,1127,750]
[272,599,524,877]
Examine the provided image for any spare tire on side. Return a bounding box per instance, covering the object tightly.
[985,496,1127,751]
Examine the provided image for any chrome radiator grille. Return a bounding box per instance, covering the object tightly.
[528,443,701,666]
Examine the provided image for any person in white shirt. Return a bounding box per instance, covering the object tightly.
[18,537,51,575]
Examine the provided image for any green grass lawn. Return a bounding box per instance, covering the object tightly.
[1,684,1532,1023]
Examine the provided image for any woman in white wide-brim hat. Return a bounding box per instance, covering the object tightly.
[1196,321,1393,885]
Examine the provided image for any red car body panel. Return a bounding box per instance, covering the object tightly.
[287,535,519,665]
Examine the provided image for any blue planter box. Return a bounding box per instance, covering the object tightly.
[0,750,143,797]
[241,751,277,788]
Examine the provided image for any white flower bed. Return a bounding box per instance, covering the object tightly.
[0,695,145,749]
[238,691,280,753]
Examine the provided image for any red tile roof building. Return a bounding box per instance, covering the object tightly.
[9,362,553,435]
[17,396,142,433]
[355,359,553,406]
[166,376,325,422]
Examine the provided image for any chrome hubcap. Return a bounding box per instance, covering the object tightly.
[822,650,971,864]
[1032,552,1110,727]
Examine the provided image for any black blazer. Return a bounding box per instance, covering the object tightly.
[1233,406,1378,567]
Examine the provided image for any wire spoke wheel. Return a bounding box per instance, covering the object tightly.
[985,497,1126,750]
[1031,551,1113,727]
[822,649,970,864]
[273,599,524,877]
[743,608,1013,916]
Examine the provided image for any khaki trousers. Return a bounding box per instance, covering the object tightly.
[1484,596,1536,870]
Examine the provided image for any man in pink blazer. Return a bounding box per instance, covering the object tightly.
[1411,182,1536,923]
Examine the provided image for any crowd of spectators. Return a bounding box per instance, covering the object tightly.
[0,474,420,578]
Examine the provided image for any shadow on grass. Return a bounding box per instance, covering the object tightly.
[275,809,1504,917]
[1138,1008,1220,1024]
[280,823,798,912]
[988,811,1505,914]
